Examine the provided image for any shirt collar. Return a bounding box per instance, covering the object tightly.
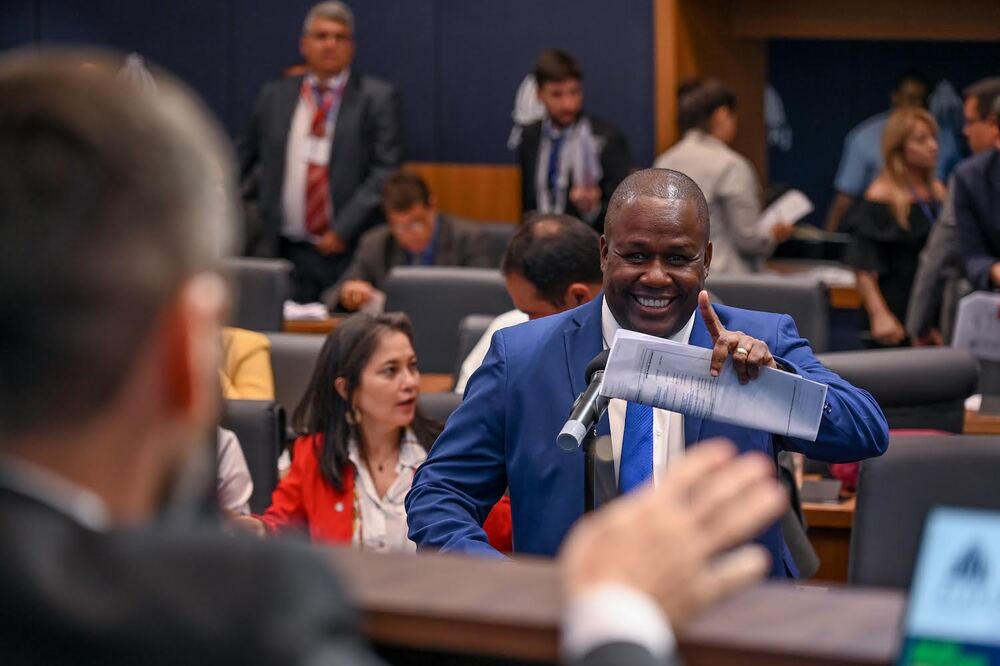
[306,68,350,92]
[0,453,111,531]
[600,296,696,349]
[347,429,426,473]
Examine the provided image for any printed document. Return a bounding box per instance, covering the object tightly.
[602,329,828,441]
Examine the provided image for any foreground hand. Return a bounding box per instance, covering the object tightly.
[340,279,378,311]
[314,230,347,255]
[914,328,943,347]
[699,290,777,383]
[560,439,785,626]
[990,261,1000,288]
[870,311,906,346]
[771,221,795,243]
[568,185,601,215]
[227,514,266,538]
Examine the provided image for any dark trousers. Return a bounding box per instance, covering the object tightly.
[280,238,350,304]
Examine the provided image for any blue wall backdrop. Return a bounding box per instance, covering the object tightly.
[768,39,1000,225]
[0,0,656,165]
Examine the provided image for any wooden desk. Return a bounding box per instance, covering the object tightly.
[283,316,342,335]
[803,496,856,584]
[420,373,453,393]
[964,409,1000,435]
[327,547,904,665]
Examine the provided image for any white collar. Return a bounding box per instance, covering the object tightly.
[347,429,426,472]
[306,68,350,91]
[600,296,696,349]
[0,453,110,531]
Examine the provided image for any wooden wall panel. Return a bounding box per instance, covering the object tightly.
[407,163,521,224]
[731,0,1000,41]
[653,0,680,156]
[672,0,768,178]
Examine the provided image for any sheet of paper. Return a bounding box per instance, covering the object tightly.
[952,291,1000,362]
[759,189,814,230]
[601,329,828,441]
[283,300,329,321]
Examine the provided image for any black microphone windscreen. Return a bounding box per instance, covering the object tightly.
[584,350,611,384]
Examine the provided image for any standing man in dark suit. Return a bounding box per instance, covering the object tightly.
[238,1,403,303]
[516,49,631,234]
[323,170,494,312]
[954,96,1000,292]
[0,50,786,666]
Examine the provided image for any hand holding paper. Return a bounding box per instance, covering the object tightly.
[699,291,777,383]
[601,320,828,441]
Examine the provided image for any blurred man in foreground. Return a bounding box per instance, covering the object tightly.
[0,51,783,665]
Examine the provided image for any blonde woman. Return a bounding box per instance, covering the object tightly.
[844,108,946,347]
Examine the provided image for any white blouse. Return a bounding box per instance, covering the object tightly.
[347,430,426,553]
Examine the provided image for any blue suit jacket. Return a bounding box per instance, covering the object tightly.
[406,297,888,577]
[953,148,1000,291]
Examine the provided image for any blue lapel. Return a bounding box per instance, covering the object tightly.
[562,296,609,437]
[684,307,712,447]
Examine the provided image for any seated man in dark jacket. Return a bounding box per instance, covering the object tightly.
[323,169,494,311]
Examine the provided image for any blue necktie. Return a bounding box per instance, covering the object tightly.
[546,132,564,198]
[619,401,654,494]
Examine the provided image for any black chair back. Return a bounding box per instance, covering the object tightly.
[220,400,285,513]
[707,274,829,352]
[222,257,292,332]
[817,348,978,433]
[265,333,326,416]
[849,435,1000,588]
[385,267,513,373]
[453,314,496,384]
[417,392,464,428]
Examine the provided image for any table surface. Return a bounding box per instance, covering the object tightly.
[327,547,904,665]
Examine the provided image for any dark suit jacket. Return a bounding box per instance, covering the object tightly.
[517,114,631,233]
[0,486,673,666]
[321,214,495,309]
[0,487,382,666]
[953,148,1000,291]
[237,72,403,256]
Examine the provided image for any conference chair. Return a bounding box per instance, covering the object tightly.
[849,435,1000,589]
[385,267,514,374]
[222,257,292,332]
[706,274,828,352]
[417,392,464,426]
[220,400,286,513]
[475,221,517,268]
[264,332,326,417]
[817,348,978,433]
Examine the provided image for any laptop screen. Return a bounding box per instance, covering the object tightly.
[898,507,1000,665]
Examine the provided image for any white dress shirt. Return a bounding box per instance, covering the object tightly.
[216,427,253,515]
[347,430,426,553]
[454,308,530,394]
[601,297,695,486]
[280,69,350,241]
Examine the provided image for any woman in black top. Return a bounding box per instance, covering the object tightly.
[844,108,947,347]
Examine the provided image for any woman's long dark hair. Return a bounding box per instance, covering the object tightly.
[291,312,441,492]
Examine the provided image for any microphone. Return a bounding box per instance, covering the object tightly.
[557,350,611,451]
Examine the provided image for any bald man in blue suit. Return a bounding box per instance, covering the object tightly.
[406,169,888,577]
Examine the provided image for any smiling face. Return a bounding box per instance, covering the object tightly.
[601,195,711,338]
[352,331,419,429]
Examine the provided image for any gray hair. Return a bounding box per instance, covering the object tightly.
[0,49,236,435]
[303,1,354,35]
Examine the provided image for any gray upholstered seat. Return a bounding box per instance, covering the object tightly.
[222,257,292,332]
[220,400,285,513]
[849,435,1000,588]
[817,348,978,433]
[384,267,513,373]
[264,332,326,417]
[416,392,464,427]
[706,274,828,352]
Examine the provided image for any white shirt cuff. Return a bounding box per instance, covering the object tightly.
[561,583,675,661]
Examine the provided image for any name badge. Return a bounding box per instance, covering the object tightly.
[305,136,331,165]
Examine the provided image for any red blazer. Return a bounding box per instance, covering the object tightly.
[259,435,512,552]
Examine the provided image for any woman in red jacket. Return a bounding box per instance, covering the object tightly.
[242,312,510,552]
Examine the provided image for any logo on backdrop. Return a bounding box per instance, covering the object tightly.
[765,85,792,152]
